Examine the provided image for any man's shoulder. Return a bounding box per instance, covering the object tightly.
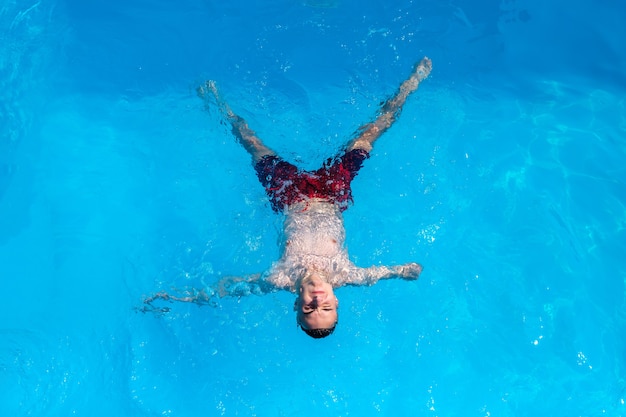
[264,266,296,292]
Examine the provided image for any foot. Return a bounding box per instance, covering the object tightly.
[399,57,432,96]
[413,57,432,82]
[197,80,236,119]
[197,80,219,100]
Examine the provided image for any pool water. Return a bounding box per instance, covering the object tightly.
[1,0,625,416]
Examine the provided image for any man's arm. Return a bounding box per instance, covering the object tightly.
[138,287,216,315]
[197,80,275,163]
[347,57,432,153]
[214,273,278,297]
[342,262,423,287]
[138,273,281,314]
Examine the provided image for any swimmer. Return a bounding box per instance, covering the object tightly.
[143,57,432,338]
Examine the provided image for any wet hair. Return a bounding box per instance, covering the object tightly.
[300,324,336,339]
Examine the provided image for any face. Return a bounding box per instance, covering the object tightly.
[295,272,338,330]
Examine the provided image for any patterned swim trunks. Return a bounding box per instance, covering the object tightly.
[254,148,370,212]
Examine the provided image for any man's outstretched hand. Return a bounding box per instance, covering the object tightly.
[398,263,423,280]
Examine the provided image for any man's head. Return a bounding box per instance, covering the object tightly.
[294,272,338,338]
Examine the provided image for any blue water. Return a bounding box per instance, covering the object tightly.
[2,0,625,415]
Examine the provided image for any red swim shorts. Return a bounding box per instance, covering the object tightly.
[254,148,369,212]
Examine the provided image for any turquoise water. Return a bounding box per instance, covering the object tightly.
[1,0,625,415]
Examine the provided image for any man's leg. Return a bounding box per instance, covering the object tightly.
[316,58,432,210]
[198,81,275,163]
[346,57,432,153]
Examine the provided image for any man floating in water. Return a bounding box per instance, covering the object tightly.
[143,57,432,338]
